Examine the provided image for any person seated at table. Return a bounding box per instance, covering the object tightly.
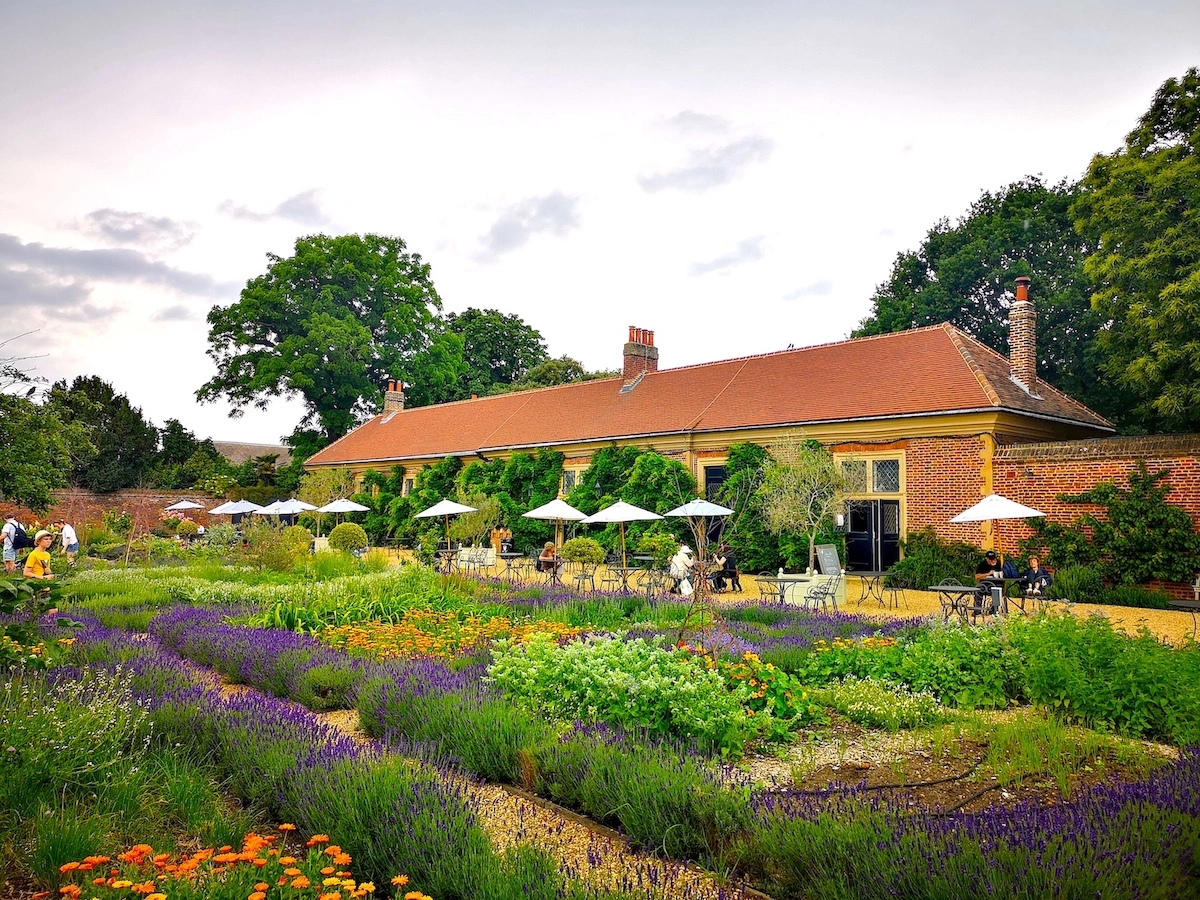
[973,550,1004,615]
[668,544,694,593]
[710,543,740,592]
[536,541,561,574]
[1021,555,1053,595]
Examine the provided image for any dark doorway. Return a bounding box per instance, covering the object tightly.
[845,499,901,571]
[704,466,727,500]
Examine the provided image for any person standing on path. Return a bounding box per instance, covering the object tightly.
[2,513,19,574]
[23,530,55,580]
[53,520,78,565]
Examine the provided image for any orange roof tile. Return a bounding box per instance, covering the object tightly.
[307,324,1112,466]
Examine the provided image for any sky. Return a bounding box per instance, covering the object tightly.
[2,1,1197,444]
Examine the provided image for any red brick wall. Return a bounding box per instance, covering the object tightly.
[905,435,988,542]
[6,489,215,534]
[993,436,1200,597]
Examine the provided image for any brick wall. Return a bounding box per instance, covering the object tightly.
[6,489,216,534]
[905,435,988,542]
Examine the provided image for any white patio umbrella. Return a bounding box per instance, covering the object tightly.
[414,498,478,549]
[316,498,370,535]
[271,499,318,516]
[211,499,263,515]
[666,498,734,570]
[523,498,587,548]
[164,500,204,512]
[581,500,662,567]
[950,493,1045,559]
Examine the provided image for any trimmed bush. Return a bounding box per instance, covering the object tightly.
[559,537,604,564]
[328,522,369,554]
[176,519,199,537]
[281,524,312,551]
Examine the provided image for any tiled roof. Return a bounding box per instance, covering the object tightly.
[308,324,1112,466]
[213,441,293,466]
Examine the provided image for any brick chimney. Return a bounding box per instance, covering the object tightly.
[622,326,659,381]
[1009,277,1037,394]
[383,379,406,413]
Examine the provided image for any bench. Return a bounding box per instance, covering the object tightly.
[1169,598,1200,640]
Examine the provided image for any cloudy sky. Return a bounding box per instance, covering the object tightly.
[2,1,1197,443]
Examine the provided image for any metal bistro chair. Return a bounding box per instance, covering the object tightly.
[599,555,624,593]
[802,573,842,612]
[935,578,967,623]
[757,572,780,602]
[573,561,599,593]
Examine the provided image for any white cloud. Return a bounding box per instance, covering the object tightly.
[639,136,774,193]
[478,192,581,259]
[690,237,765,276]
[218,189,331,227]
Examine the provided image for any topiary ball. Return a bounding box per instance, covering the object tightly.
[328,522,369,554]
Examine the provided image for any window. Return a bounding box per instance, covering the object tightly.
[704,466,727,500]
[841,459,868,492]
[402,478,414,496]
[872,459,900,493]
[562,471,577,492]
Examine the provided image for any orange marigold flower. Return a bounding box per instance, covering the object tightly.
[306,834,330,846]
[319,894,341,900]
[391,875,410,887]
[333,853,351,866]
[92,878,106,886]
[131,881,158,894]
[219,845,233,852]
[84,856,111,865]
[59,890,82,900]
[321,866,336,875]
[31,893,51,899]
[254,858,268,867]
[147,894,167,900]
[213,852,240,863]
[291,876,311,889]
[284,867,302,876]
[249,893,267,900]
[278,823,297,831]
[324,845,342,857]
[255,883,270,892]
[59,862,81,873]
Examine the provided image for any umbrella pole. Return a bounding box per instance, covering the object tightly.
[620,521,627,568]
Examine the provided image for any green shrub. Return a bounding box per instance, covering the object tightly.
[887,528,981,589]
[559,536,604,564]
[176,519,199,537]
[204,522,240,549]
[328,522,369,553]
[635,531,679,565]
[281,524,312,552]
[1095,584,1171,609]
[1046,564,1103,603]
[806,676,951,730]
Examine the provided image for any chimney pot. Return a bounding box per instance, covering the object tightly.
[383,376,406,413]
[1009,277,1037,393]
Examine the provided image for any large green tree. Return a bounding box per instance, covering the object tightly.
[0,389,92,513]
[493,355,619,394]
[853,177,1114,417]
[49,376,159,493]
[1073,67,1200,433]
[444,308,548,399]
[197,234,463,449]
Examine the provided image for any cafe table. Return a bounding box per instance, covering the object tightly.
[756,574,811,604]
[496,551,524,580]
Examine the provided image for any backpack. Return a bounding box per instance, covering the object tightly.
[1002,558,1019,579]
[9,522,34,551]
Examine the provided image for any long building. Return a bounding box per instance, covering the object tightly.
[308,279,1112,569]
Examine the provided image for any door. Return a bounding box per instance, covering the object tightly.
[845,500,901,571]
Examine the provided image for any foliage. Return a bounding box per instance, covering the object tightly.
[297,466,357,510]
[204,522,240,549]
[0,389,93,512]
[354,465,405,545]
[242,523,302,572]
[634,530,679,565]
[565,444,641,515]
[622,450,697,515]
[716,442,779,573]
[853,176,1114,418]
[149,419,230,490]
[487,633,772,756]
[1021,462,1200,584]
[887,528,983,589]
[444,307,549,398]
[449,492,501,546]
[281,524,313,552]
[559,537,604,564]
[102,509,133,536]
[1045,565,1103,603]
[1008,612,1200,745]
[49,375,160,493]
[176,519,199,537]
[806,676,951,730]
[1095,584,1172,610]
[0,575,74,668]
[327,522,369,554]
[493,354,618,394]
[1073,67,1200,433]
[321,612,579,662]
[196,233,458,447]
[758,437,844,573]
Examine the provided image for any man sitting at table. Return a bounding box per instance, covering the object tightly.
[973,550,1004,616]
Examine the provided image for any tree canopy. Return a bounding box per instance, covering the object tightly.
[197,234,459,448]
[444,308,548,399]
[49,376,159,493]
[1072,67,1200,433]
[853,176,1113,416]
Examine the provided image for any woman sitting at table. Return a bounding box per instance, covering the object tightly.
[1021,556,1053,595]
[668,544,694,593]
[537,541,561,574]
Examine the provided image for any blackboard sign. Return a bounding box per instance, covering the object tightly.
[815,544,842,575]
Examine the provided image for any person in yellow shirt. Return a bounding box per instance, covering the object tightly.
[23,530,54,580]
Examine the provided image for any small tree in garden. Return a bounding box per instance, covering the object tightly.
[758,436,846,574]
[449,493,501,546]
[560,536,605,564]
[299,466,357,509]
[328,522,369,554]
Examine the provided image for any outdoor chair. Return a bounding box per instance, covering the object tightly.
[935,578,966,623]
[803,574,841,611]
[573,562,598,593]
[757,572,778,602]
